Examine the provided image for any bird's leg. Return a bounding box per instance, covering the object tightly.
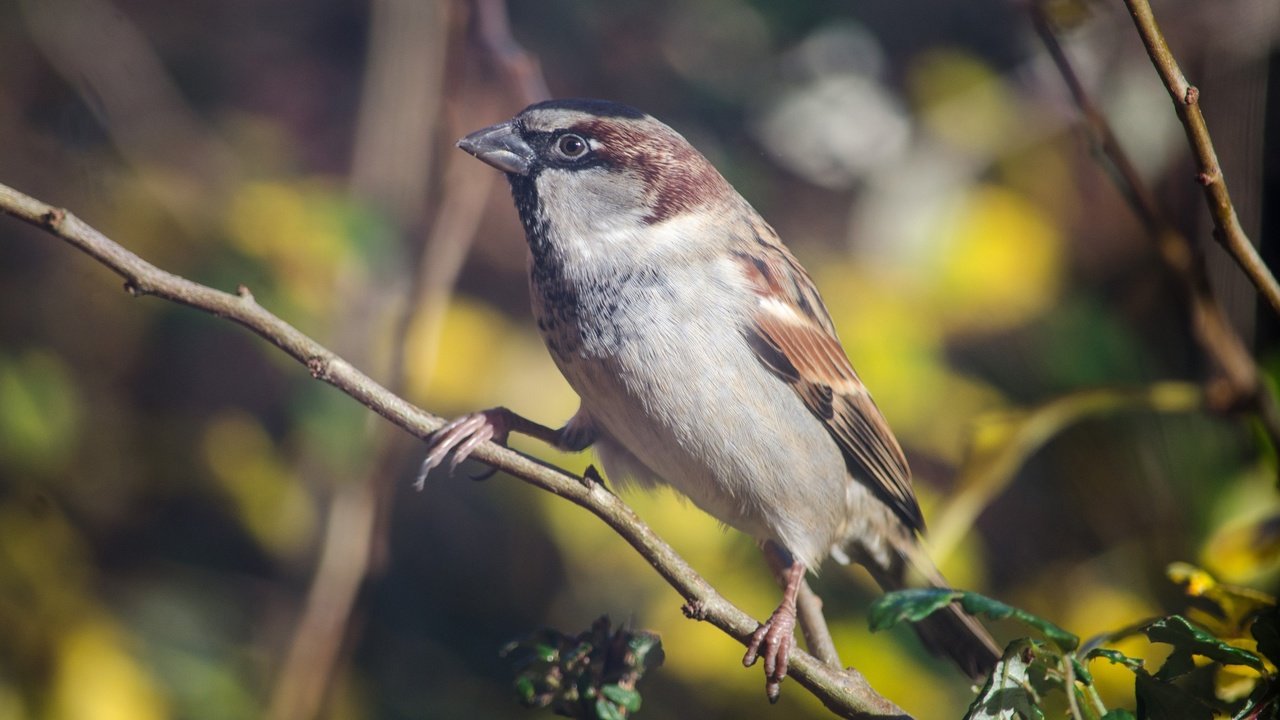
[416,406,595,488]
[743,552,805,702]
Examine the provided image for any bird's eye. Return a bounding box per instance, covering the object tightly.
[555,133,589,159]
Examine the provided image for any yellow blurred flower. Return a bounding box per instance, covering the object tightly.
[927,185,1062,332]
[1200,497,1280,584]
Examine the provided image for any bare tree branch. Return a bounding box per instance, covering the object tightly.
[267,477,379,720]
[798,580,843,669]
[0,179,910,718]
[1120,0,1280,318]
[349,0,452,221]
[1029,3,1280,455]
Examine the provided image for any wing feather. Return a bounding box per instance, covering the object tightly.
[734,231,924,533]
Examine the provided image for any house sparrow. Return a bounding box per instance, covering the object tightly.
[422,98,999,698]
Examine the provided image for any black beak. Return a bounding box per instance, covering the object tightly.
[456,121,534,176]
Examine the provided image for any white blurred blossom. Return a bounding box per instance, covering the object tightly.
[752,24,909,189]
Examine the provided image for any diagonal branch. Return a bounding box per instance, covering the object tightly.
[0,180,909,719]
[1120,0,1280,318]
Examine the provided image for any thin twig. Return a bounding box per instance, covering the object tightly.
[1029,3,1280,456]
[0,179,909,719]
[348,0,452,222]
[1029,8,1162,237]
[267,480,378,720]
[798,580,843,669]
[1120,0,1280,317]
[1062,654,1085,720]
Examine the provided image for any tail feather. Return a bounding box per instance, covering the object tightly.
[860,541,1001,680]
[909,597,1001,679]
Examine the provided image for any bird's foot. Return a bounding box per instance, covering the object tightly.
[743,601,798,702]
[415,408,514,488]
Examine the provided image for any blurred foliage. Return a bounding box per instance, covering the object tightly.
[0,350,82,475]
[1,0,1278,718]
[874,564,1280,719]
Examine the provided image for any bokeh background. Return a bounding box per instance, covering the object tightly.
[2,0,1280,717]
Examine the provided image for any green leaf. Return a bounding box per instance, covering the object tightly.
[957,594,1079,653]
[1153,650,1195,681]
[1144,615,1264,680]
[1085,647,1144,672]
[1023,650,1061,698]
[601,684,641,713]
[626,632,665,670]
[533,643,559,663]
[594,697,626,720]
[513,676,538,706]
[871,589,1079,652]
[1101,710,1137,720]
[1134,670,1213,720]
[964,639,1045,720]
[869,588,963,632]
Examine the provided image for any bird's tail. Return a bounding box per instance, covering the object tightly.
[861,539,1001,680]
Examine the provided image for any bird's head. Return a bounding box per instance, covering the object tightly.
[457,99,736,256]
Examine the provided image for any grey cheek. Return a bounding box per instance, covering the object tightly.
[538,167,649,223]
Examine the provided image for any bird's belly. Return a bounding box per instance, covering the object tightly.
[538,285,852,566]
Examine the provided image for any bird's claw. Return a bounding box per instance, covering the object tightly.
[743,603,797,703]
[415,409,510,489]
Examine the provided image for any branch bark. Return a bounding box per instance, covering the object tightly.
[0,180,910,718]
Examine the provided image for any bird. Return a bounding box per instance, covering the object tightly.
[421,98,1000,699]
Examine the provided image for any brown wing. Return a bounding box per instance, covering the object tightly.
[733,228,924,533]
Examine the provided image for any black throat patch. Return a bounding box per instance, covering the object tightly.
[507,173,581,326]
[507,173,561,279]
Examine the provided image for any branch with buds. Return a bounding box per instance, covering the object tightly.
[0,180,908,719]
